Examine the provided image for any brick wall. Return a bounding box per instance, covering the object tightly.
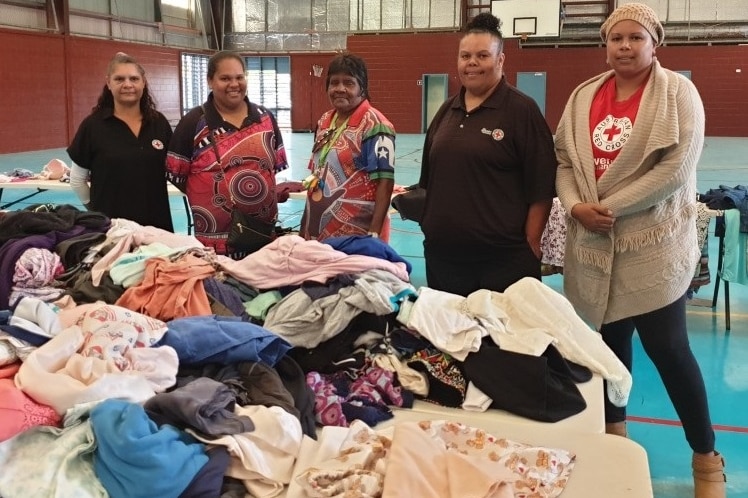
[0,28,181,154]
[289,53,339,132]
[1,27,746,153]
[348,32,464,133]
[345,32,748,136]
[0,30,67,153]
[65,38,182,137]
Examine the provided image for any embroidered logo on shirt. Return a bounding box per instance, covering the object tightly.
[592,115,633,152]
[481,128,504,141]
[152,139,164,150]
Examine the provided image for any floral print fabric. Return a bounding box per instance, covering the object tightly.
[540,198,567,271]
[296,419,575,498]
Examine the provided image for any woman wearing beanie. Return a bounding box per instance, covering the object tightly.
[554,3,726,497]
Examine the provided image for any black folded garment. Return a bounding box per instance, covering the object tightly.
[391,184,426,223]
[463,343,589,422]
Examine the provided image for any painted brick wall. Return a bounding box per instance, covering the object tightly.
[348,32,463,133]
[0,30,67,153]
[2,27,747,154]
[65,39,182,142]
[343,32,748,136]
[0,28,181,154]
[289,53,339,132]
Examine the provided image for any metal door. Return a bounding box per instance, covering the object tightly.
[422,74,449,132]
[517,72,547,116]
[676,70,692,80]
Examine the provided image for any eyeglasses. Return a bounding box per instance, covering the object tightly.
[312,127,335,153]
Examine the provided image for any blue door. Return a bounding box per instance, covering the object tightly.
[422,74,449,132]
[517,72,547,116]
[676,70,692,80]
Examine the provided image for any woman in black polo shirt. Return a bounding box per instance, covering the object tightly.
[418,13,556,295]
[68,52,174,231]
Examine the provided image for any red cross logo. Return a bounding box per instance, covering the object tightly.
[604,124,621,141]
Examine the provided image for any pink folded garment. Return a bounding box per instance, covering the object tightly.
[0,378,61,442]
[39,158,70,180]
[0,362,20,379]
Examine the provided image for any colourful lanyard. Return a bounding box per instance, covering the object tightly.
[317,114,349,171]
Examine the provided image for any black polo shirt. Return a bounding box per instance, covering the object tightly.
[419,77,556,257]
[67,108,174,231]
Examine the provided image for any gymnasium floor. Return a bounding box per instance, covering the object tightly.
[1,133,746,497]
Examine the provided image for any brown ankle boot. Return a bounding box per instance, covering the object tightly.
[605,421,627,437]
[692,451,726,498]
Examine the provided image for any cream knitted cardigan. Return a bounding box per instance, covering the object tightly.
[555,59,704,328]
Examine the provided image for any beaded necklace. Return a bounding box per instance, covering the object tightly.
[304,113,349,196]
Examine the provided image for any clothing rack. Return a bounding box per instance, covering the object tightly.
[705,207,730,331]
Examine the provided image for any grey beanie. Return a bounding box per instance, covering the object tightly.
[600,3,664,46]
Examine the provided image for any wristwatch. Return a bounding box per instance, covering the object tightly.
[367,231,379,238]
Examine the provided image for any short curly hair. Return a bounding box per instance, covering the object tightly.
[325,52,369,99]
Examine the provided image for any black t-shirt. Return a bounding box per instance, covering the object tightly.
[419,78,556,256]
[67,108,174,231]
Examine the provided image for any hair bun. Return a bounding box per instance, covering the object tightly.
[467,12,501,33]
